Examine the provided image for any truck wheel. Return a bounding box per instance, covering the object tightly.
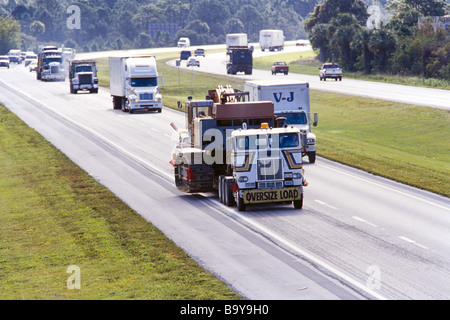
[113,97,121,110]
[308,152,316,163]
[218,175,224,203]
[293,195,303,209]
[236,194,246,211]
[224,177,235,207]
[339,77,342,81]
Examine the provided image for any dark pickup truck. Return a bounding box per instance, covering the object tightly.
[271,61,289,75]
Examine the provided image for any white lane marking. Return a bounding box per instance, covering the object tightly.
[209,201,388,300]
[398,236,428,250]
[317,163,450,212]
[314,199,339,210]
[352,216,378,227]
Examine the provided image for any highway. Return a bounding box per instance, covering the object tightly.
[0,50,449,300]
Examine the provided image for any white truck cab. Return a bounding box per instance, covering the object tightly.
[244,80,318,163]
[109,56,163,113]
[230,124,305,210]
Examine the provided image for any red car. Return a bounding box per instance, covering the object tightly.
[271,61,289,75]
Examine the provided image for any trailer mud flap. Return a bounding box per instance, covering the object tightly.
[243,187,301,204]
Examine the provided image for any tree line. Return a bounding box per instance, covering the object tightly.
[0,0,318,52]
[305,0,449,79]
[1,0,449,80]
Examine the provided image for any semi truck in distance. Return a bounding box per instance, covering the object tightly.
[244,80,318,163]
[69,60,98,94]
[225,32,252,75]
[7,50,21,64]
[226,46,253,75]
[259,29,284,51]
[170,86,307,211]
[36,48,65,81]
[109,56,162,113]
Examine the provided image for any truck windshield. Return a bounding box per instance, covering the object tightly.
[236,135,268,150]
[45,57,62,63]
[270,133,299,148]
[130,77,158,87]
[76,66,92,72]
[277,112,307,125]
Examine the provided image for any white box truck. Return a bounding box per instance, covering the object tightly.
[244,80,318,163]
[259,29,284,51]
[109,56,162,114]
[226,33,248,49]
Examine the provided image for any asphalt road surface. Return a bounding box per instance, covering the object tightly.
[1,52,449,300]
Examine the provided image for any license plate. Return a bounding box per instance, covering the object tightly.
[243,187,301,204]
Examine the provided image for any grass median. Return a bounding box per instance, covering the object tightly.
[0,104,241,300]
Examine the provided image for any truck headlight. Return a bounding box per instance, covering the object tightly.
[307,138,315,143]
[292,172,301,179]
[238,176,248,182]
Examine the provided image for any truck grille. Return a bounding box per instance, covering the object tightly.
[139,93,153,101]
[79,74,92,84]
[50,66,59,74]
[257,158,282,181]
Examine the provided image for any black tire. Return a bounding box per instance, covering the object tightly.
[293,194,303,209]
[236,193,246,211]
[218,175,224,203]
[224,177,235,207]
[308,151,316,163]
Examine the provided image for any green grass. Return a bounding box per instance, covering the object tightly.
[310,93,450,197]
[0,105,241,300]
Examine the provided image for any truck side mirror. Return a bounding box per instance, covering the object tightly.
[177,101,183,109]
[313,113,318,127]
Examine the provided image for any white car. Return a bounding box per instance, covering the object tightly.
[187,57,200,67]
[29,60,38,72]
[0,55,10,68]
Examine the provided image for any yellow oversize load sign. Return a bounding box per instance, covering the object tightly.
[243,187,301,204]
